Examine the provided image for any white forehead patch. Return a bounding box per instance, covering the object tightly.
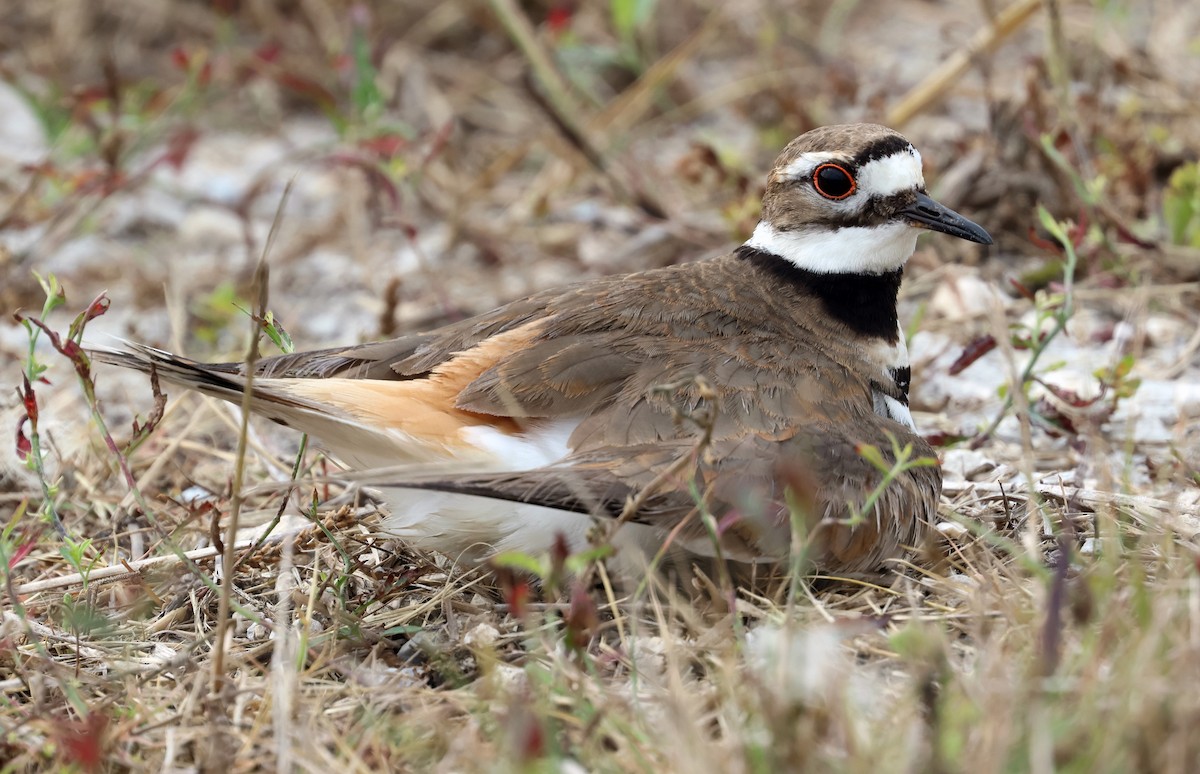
[856,147,924,197]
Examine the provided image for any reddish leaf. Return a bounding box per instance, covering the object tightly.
[72,85,110,110]
[1009,278,1036,302]
[170,47,191,71]
[1067,207,1089,248]
[129,367,166,442]
[1113,221,1156,249]
[948,334,996,375]
[509,697,546,761]
[422,121,454,168]
[20,160,60,178]
[1010,330,1033,350]
[923,431,969,447]
[564,581,599,650]
[20,375,38,424]
[547,4,574,34]
[358,133,407,160]
[161,127,200,171]
[70,167,123,195]
[1027,226,1062,255]
[324,153,401,212]
[1037,378,1104,409]
[254,42,282,64]
[508,581,530,620]
[15,417,31,461]
[56,713,108,773]
[520,720,546,760]
[274,72,337,112]
[548,532,570,590]
[83,294,110,323]
[8,539,35,570]
[171,47,213,85]
[495,568,530,620]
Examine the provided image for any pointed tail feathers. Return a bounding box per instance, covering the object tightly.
[91,344,422,467]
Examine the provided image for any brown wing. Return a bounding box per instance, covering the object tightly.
[224,255,888,451]
[242,282,613,381]
[381,415,940,570]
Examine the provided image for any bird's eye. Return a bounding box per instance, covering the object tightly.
[812,164,856,200]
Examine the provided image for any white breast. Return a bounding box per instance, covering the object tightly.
[866,321,914,429]
[872,390,915,429]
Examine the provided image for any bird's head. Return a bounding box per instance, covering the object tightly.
[747,123,993,275]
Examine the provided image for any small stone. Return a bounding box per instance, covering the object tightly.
[1144,315,1188,347]
[1175,382,1200,419]
[936,521,969,539]
[180,485,215,505]
[941,448,997,482]
[928,268,1010,321]
[490,663,527,692]
[178,206,245,247]
[947,572,978,588]
[463,622,500,649]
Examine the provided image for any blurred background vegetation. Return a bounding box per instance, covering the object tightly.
[2,0,1196,344]
[3,1,1200,771]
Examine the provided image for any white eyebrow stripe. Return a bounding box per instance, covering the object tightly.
[781,147,925,197]
[780,151,847,180]
[856,148,924,197]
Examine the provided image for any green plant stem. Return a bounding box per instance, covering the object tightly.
[971,205,1079,448]
[212,179,292,693]
[211,258,267,692]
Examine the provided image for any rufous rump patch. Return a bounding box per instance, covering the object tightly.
[279,321,545,445]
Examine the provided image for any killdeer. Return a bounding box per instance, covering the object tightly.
[97,124,992,575]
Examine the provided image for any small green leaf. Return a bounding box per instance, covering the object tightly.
[261,310,295,354]
[491,551,546,578]
[856,442,887,472]
[1164,161,1200,247]
[350,27,383,119]
[1036,203,1065,242]
[564,544,615,574]
[611,0,658,43]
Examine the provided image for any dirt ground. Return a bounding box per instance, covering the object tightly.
[2,1,1200,771]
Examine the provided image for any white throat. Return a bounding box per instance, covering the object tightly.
[744,221,920,275]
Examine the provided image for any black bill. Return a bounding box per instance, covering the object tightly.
[900,192,993,245]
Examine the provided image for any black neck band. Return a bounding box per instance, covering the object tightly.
[736,245,901,340]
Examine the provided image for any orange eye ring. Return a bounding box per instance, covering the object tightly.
[812,163,857,200]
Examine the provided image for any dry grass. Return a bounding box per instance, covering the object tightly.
[3,1,1200,771]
